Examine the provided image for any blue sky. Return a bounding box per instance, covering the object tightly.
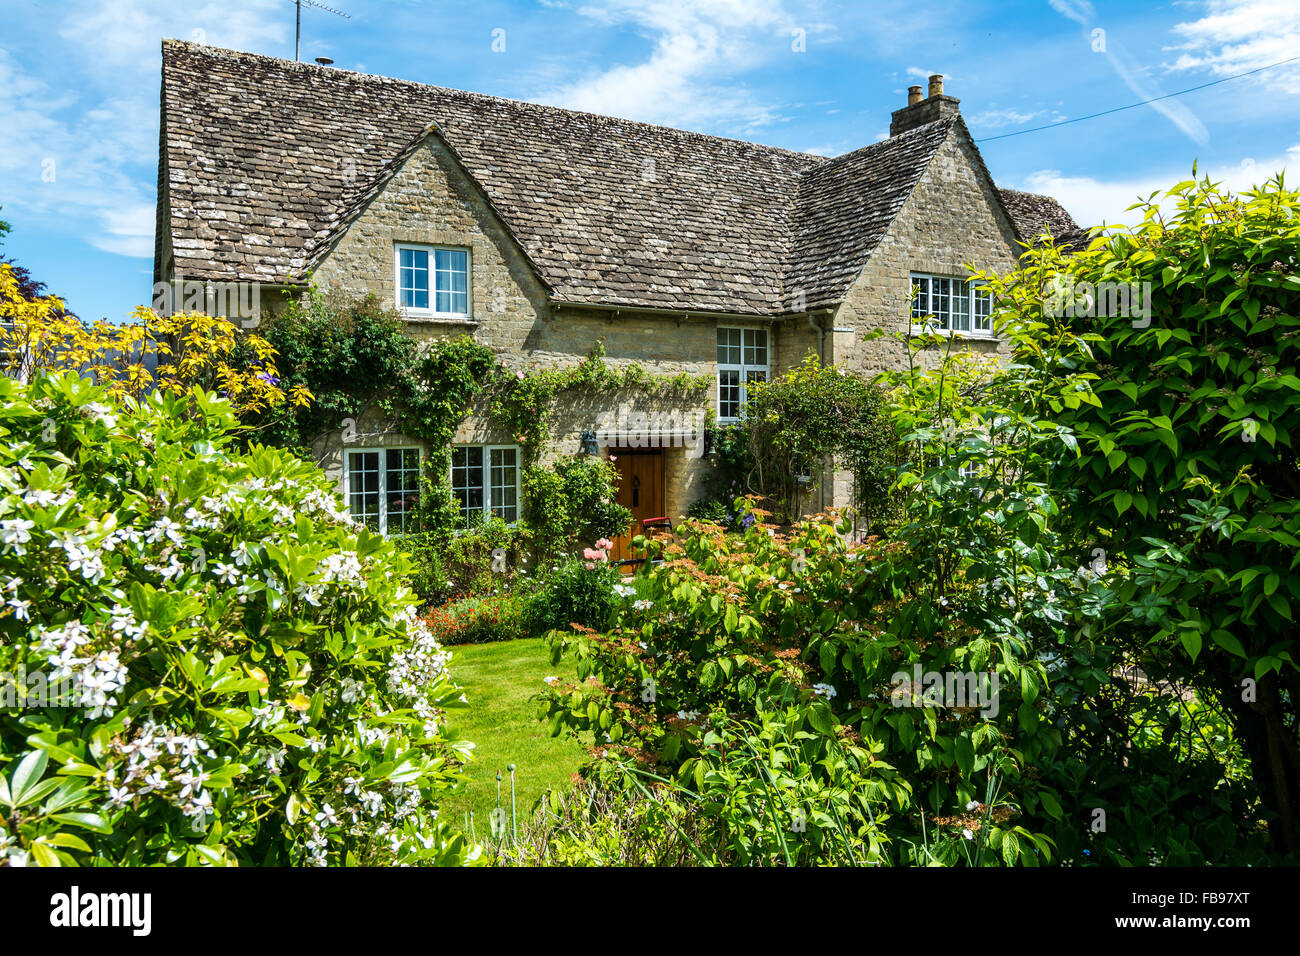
[3,0,1298,321]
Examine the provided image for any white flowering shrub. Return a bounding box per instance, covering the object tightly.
[0,372,478,866]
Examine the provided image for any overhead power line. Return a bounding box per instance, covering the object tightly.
[976,53,1300,143]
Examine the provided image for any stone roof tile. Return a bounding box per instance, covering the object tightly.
[160,41,1074,315]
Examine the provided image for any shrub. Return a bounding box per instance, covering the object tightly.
[542,482,1266,865]
[996,174,1300,859]
[0,371,478,866]
[708,355,897,525]
[0,262,308,424]
[524,557,624,637]
[523,455,632,557]
[685,497,733,528]
[422,593,528,646]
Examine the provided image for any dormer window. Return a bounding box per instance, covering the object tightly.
[395,244,469,317]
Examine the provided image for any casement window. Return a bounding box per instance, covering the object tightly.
[395,244,469,317]
[717,327,769,421]
[451,445,519,527]
[910,274,993,335]
[345,447,422,535]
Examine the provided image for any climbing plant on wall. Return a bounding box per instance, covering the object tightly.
[260,290,709,541]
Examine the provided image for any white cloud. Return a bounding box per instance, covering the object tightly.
[1019,142,1300,227]
[533,0,828,132]
[968,108,1050,129]
[1047,0,1210,145]
[1166,0,1300,95]
[2,0,286,262]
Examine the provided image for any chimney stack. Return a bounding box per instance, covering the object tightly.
[890,73,960,137]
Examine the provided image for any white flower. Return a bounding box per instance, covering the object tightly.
[542,676,559,685]
[22,489,59,508]
[0,518,35,554]
[633,599,653,611]
[315,804,339,827]
[85,402,118,428]
[966,800,979,811]
[963,828,975,841]
[7,598,30,621]
[812,682,838,699]
[612,583,636,598]
[212,562,240,585]
[340,678,363,703]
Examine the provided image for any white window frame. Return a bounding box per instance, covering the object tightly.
[343,446,423,536]
[716,326,770,423]
[394,243,471,319]
[450,444,521,528]
[910,274,994,337]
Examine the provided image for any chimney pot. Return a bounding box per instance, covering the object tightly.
[890,74,959,136]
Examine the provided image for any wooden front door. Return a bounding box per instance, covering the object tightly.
[609,449,664,565]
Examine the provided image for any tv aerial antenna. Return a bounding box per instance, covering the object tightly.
[286,0,350,61]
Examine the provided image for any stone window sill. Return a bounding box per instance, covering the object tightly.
[908,325,998,342]
[399,311,479,326]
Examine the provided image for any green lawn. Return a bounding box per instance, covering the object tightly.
[440,637,588,835]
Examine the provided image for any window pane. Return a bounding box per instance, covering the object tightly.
[385,448,421,535]
[451,446,484,527]
[911,276,927,318]
[399,249,429,310]
[717,327,741,365]
[744,328,768,368]
[347,451,381,532]
[718,369,741,419]
[434,249,469,315]
[489,447,518,523]
[952,282,971,332]
[932,277,950,330]
[974,287,992,330]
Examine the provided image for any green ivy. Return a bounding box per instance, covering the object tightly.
[261,292,708,542]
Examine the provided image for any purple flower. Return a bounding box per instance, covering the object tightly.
[257,372,280,385]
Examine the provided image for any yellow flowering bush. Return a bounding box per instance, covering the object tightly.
[0,263,310,417]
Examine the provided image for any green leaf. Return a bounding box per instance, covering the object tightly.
[30,843,62,867]
[1002,831,1020,865]
[954,736,975,776]
[1038,790,1063,820]
[806,701,835,737]
[50,811,112,835]
[1210,629,1246,657]
[40,833,91,853]
[9,750,48,805]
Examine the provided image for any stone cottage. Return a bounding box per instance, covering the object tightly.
[154,41,1080,543]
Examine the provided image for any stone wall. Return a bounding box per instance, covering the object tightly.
[302,121,1023,525]
[824,126,1021,508]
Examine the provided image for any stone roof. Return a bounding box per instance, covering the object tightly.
[158,41,1074,316]
[997,187,1085,247]
[786,121,954,309]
